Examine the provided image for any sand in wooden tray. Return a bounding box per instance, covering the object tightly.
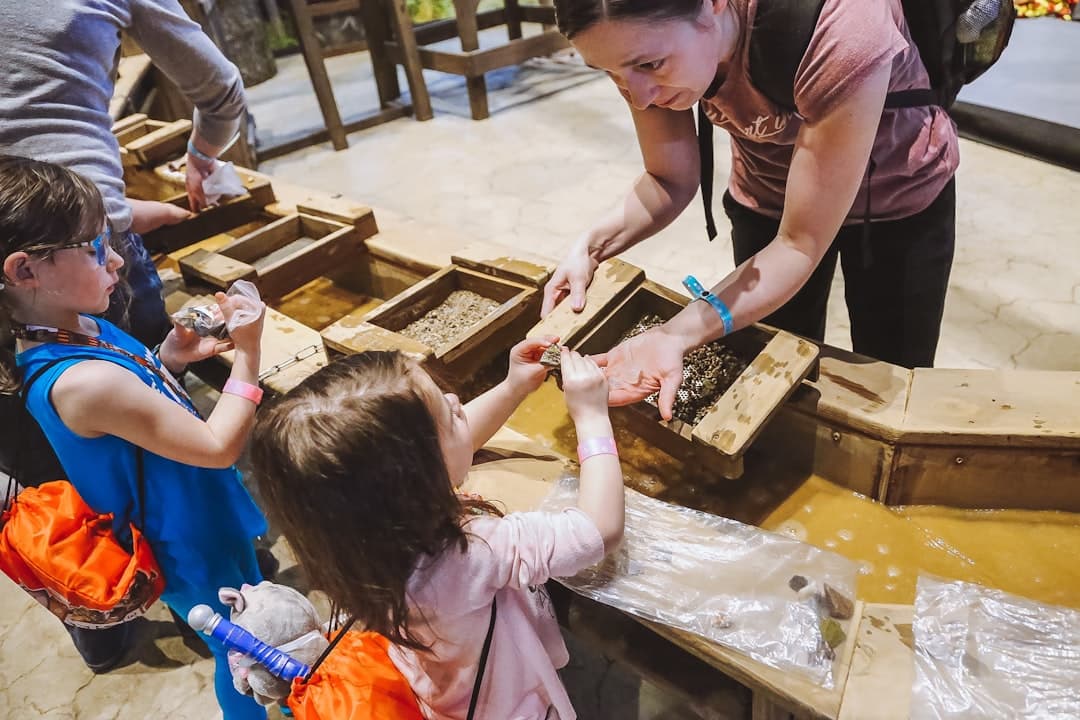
[398,289,500,348]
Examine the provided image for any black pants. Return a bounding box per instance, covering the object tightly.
[725,179,956,369]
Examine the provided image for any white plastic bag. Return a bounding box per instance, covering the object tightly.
[201,160,247,206]
[911,575,1080,719]
[223,279,264,333]
[541,475,858,686]
[171,280,263,338]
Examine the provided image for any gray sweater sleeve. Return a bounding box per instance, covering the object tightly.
[127,0,247,149]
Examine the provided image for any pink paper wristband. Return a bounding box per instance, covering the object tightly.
[577,437,618,464]
[223,379,263,406]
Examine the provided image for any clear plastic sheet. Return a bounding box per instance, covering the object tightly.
[541,475,858,686]
[912,575,1080,719]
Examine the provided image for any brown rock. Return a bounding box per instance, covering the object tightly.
[822,584,854,620]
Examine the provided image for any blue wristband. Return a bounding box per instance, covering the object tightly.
[683,275,734,337]
[186,140,216,164]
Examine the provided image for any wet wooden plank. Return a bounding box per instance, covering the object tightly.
[527,258,645,346]
[693,330,819,461]
[902,369,1080,448]
[837,604,913,720]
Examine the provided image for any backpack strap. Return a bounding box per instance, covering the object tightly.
[18,354,147,530]
[699,0,827,240]
[306,616,359,678]
[747,0,829,112]
[698,103,719,241]
[467,598,497,720]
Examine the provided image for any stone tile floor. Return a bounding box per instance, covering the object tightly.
[2,30,1078,719]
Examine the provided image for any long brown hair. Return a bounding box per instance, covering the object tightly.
[554,0,704,39]
[251,351,500,650]
[0,154,107,393]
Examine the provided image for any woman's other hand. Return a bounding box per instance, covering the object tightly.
[540,238,600,318]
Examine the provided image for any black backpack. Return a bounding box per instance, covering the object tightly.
[698,0,1016,239]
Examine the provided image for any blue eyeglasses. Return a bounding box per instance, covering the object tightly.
[26,226,113,266]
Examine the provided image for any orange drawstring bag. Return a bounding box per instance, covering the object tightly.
[287,629,424,720]
[0,477,165,628]
[0,355,164,628]
[289,600,496,720]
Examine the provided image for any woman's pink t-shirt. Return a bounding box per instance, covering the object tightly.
[388,508,605,720]
[704,0,959,221]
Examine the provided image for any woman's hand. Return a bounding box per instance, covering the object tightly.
[185,153,216,212]
[541,239,600,318]
[593,326,690,421]
[561,347,610,429]
[506,335,559,397]
[158,321,233,375]
[128,198,192,234]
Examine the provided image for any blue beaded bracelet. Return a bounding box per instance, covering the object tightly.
[186,140,216,164]
[683,275,734,337]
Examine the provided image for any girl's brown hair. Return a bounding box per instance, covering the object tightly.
[251,351,500,650]
[553,0,704,39]
[0,154,107,392]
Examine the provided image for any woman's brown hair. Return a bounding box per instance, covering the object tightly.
[554,0,704,39]
[251,351,500,650]
[0,154,107,393]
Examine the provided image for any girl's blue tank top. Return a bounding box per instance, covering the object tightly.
[16,317,267,548]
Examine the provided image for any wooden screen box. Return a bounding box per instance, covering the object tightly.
[574,281,819,479]
[322,265,538,379]
[113,113,192,168]
[178,213,364,301]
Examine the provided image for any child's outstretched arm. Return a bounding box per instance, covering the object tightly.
[51,294,265,469]
[463,335,557,452]
[562,348,624,551]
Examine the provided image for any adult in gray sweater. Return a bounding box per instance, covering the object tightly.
[0,0,246,346]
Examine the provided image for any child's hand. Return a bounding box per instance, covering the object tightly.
[218,291,265,355]
[561,347,610,427]
[506,335,559,397]
[159,321,234,374]
[128,198,193,234]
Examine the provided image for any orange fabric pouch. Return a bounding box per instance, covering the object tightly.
[0,478,165,628]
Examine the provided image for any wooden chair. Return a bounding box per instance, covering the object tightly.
[378,0,568,120]
[268,0,433,159]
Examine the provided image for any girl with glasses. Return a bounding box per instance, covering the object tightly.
[0,154,271,720]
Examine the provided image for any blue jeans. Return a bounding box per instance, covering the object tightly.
[106,230,172,347]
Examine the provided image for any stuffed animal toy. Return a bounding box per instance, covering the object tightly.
[219,581,330,707]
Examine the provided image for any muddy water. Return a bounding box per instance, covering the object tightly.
[275,277,384,331]
[507,380,1080,609]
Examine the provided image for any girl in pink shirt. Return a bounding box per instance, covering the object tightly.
[250,339,625,719]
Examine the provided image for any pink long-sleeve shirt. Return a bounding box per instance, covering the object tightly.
[388,508,606,720]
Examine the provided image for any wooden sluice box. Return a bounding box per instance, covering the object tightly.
[112,113,192,168]
[321,263,541,382]
[178,213,365,301]
[534,263,818,479]
[124,163,277,255]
